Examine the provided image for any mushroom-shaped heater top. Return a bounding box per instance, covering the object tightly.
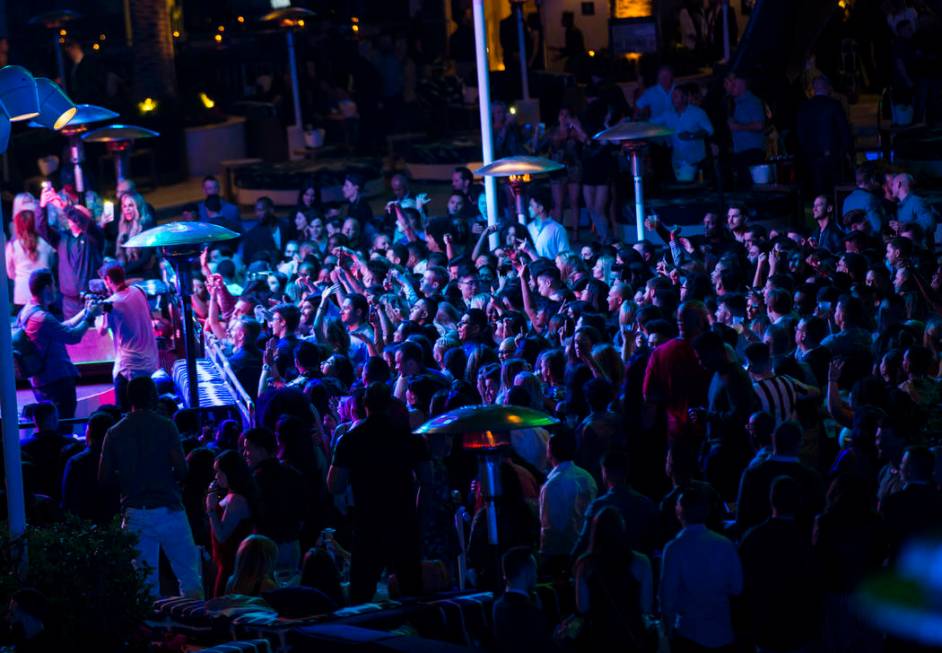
[82,124,159,143]
[415,404,560,451]
[121,221,239,250]
[593,121,673,143]
[38,104,119,133]
[261,7,316,27]
[475,155,566,179]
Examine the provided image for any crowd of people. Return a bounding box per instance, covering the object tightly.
[8,138,942,650]
[4,3,942,652]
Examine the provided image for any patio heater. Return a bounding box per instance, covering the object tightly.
[415,405,560,548]
[31,103,118,193]
[476,155,565,225]
[82,123,159,185]
[593,121,673,242]
[261,7,316,160]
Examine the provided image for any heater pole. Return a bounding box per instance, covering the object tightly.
[472,0,499,251]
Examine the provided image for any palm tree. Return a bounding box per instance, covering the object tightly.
[130,0,178,100]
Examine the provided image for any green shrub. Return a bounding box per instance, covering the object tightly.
[0,517,151,651]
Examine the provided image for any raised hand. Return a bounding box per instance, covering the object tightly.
[263,338,277,367]
[828,359,844,383]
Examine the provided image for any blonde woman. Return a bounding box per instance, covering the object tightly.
[225,534,279,596]
[115,192,156,277]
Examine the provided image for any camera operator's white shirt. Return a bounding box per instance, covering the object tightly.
[106,285,160,380]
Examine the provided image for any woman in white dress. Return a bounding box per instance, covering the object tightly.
[5,209,54,310]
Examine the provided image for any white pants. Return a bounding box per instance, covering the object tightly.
[124,506,204,600]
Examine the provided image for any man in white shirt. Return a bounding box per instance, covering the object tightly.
[99,261,159,410]
[660,485,743,651]
[656,84,714,176]
[538,430,597,569]
[523,186,570,261]
[636,65,675,123]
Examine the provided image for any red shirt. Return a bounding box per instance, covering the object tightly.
[643,338,709,442]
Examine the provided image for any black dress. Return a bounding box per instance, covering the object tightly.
[580,142,613,186]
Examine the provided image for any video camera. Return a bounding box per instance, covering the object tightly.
[80,279,113,313]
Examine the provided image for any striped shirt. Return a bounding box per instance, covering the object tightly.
[752,375,800,428]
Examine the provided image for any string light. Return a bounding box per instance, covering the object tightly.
[217,25,225,32]
[587,50,596,57]
[92,43,100,51]
[237,16,245,24]
[59,29,67,36]
[214,34,222,43]
[199,92,215,109]
[173,30,181,38]
[351,24,359,33]
[99,33,106,41]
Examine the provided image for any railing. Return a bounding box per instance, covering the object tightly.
[204,333,256,429]
[18,416,89,430]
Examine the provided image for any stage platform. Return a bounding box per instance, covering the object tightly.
[14,382,114,439]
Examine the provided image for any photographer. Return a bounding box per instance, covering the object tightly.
[17,268,103,419]
[97,261,160,410]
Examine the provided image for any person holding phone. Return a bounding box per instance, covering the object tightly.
[39,185,105,319]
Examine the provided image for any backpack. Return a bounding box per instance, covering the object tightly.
[12,306,46,380]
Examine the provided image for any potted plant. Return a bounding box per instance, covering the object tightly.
[0,517,152,651]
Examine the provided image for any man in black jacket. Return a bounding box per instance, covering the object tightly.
[739,476,821,651]
[881,446,942,561]
[240,197,295,266]
[796,76,852,197]
[493,547,557,653]
[21,402,73,501]
[61,411,119,523]
[241,427,305,574]
[736,420,825,536]
[572,451,658,558]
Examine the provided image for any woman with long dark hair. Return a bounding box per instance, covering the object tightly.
[6,210,54,309]
[206,450,259,596]
[574,506,653,651]
[295,180,321,222]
